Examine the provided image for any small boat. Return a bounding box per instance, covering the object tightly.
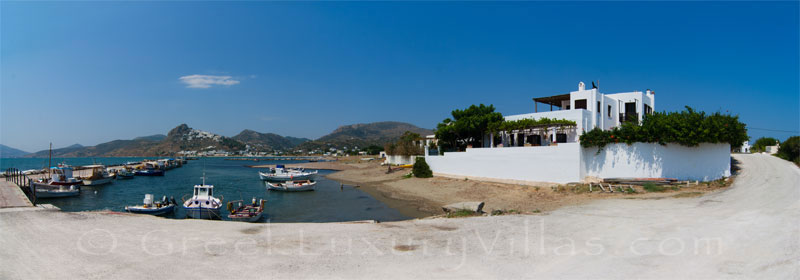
[81,165,114,186]
[115,168,134,179]
[227,198,266,222]
[182,182,223,219]
[266,180,317,192]
[32,165,83,198]
[135,168,165,176]
[258,165,318,181]
[125,194,176,215]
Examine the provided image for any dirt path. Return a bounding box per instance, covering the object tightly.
[1,154,797,279]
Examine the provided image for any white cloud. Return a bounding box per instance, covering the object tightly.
[179,74,240,89]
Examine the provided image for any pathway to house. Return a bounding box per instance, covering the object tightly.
[0,154,797,279]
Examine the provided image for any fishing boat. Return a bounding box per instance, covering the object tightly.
[125,194,176,216]
[31,145,82,198]
[227,198,266,222]
[134,168,164,176]
[182,169,223,219]
[258,165,318,181]
[266,180,317,192]
[81,165,114,186]
[115,168,134,179]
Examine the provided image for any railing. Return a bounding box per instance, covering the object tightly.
[4,168,36,205]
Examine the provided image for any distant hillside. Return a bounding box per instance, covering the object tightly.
[134,134,167,141]
[0,144,30,158]
[232,129,310,151]
[298,121,433,151]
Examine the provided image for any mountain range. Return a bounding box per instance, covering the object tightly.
[18,121,431,157]
[0,144,31,158]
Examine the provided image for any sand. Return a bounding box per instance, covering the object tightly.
[326,160,733,217]
[0,154,797,279]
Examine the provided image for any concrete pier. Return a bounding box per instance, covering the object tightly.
[0,181,33,208]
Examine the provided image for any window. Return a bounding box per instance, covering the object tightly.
[644,104,652,115]
[556,133,567,143]
[574,99,587,109]
[607,105,612,118]
[597,101,600,113]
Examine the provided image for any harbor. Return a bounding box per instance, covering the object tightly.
[1,157,411,223]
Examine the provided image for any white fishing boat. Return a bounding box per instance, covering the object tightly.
[266,180,317,192]
[32,146,83,198]
[258,165,318,181]
[115,168,134,179]
[182,166,223,219]
[125,194,176,216]
[81,165,114,186]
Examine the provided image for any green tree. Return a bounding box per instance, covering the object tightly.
[435,104,503,151]
[384,131,423,156]
[364,145,384,155]
[776,136,799,165]
[752,137,779,153]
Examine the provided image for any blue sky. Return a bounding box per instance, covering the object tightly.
[2,1,798,152]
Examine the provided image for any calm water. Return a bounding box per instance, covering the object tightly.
[1,157,410,223]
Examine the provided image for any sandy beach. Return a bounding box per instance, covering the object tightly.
[324,159,734,217]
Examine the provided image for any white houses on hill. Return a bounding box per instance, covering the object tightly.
[486,82,656,147]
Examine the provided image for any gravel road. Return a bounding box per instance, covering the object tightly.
[1,154,797,279]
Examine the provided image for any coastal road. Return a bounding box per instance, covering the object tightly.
[1,154,798,279]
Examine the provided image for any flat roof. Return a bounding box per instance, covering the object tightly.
[532,93,570,107]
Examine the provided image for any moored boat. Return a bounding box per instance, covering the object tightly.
[81,165,114,186]
[227,198,266,222]
[266,180,316,192]
[258,165,318,181]
[115,168,134,179]
[135,168,164,176]
[32,165,83,198]
[125,194,176,215]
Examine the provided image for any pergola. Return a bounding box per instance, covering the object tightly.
[532,93,570,112]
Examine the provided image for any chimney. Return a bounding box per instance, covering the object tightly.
[646,89,651,95]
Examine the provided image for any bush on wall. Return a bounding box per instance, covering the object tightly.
[580,106,748,151]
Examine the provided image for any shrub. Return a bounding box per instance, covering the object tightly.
[412,157,433,178]
[580,106,748,151]
[752,137,780,153]
[776,136,800,164]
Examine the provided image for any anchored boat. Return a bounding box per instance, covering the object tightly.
[182,167,222,219]
[115,168,134,179]
[134,168,164,176]
[227,198,266,222]
[81,165,114,186]
[258,165,318,181]
[125,194,176,215]
[266,180,317,192]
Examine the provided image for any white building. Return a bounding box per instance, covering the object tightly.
[486,81,655,147]
[734,141,750,153]
[766,143,780,154]
[426,82,731,184]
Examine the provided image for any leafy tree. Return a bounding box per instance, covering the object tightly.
[776,136,799,165]
[412,157,433,178]
[752,137,779,153]
[435,104,503,151]
[384,131,423,156]
[364,145,384,155]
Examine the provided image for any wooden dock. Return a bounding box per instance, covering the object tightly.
[0,181,33,208]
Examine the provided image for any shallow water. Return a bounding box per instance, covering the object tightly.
[3,157,410,223]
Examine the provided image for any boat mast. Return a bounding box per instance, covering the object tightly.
[48,142,52,180]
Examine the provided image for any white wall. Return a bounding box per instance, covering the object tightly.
[582,143,731,181]
[426,143,583,184]
[384,155,420,165]
[426,142,731,184]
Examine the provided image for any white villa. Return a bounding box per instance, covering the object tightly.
[485,81,655,147]
[425,82,731,184]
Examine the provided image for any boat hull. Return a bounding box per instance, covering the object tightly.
[266,182,316,192]
[228,212,263,222]
[259,172,315,181]
[32,183,80,198]
[126,205,175,216]
[183,206,221,219]
[135,170,165,176]
[83,177,114,186]
[116,174,134,179]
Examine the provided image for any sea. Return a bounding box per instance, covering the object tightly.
[0,157,410,223]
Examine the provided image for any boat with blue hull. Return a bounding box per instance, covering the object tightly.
[135,169,164,176]
[182,174,222,219]
[125,194,176,216]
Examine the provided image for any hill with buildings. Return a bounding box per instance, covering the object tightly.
[297,121,433,152]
